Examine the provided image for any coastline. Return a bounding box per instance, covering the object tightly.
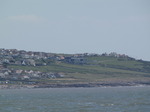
[1,81,150,89]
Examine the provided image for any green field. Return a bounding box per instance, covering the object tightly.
[8,56,150,84]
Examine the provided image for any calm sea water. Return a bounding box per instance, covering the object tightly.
[0,86,150,112]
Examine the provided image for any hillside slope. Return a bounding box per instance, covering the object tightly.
[0,49,150,87]
[8,56,150,86]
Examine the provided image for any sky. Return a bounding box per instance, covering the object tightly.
[0,0,150,61]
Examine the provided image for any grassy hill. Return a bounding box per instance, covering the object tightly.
[8,55,150,85]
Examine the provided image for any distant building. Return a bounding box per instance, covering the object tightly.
[64,57,87,64]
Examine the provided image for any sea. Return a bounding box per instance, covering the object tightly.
[0,86,150,112]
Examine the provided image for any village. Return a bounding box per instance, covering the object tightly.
[0,48,68,84]
[0,48,128,66]
[0,48,88,66]
[0,66,64,84]
[0,48,130,85]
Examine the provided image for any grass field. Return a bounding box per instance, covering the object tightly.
[8,56,150,84]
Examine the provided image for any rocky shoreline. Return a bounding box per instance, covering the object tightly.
[1,81,150,89]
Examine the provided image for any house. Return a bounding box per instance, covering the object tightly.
[0,65,4,69]
[59,56,65,60]
[32,74,40,78]
[2,59,10,64]
[15,70,23,74]
[15,61,22,65]
[26,59,36,66]
[0,73,6,78]
[21,75,30,80]
[64,57,87,64]
[21,54,30,59]
[21,60,26,65]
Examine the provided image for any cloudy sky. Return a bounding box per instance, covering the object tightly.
[0,0,150,61]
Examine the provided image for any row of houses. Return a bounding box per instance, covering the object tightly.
[64,57,87,64]
[0,49,129,59]
[0,49,89,66]
[0,49,131,67]
[0,48,53,59]
[0,67,64,82]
